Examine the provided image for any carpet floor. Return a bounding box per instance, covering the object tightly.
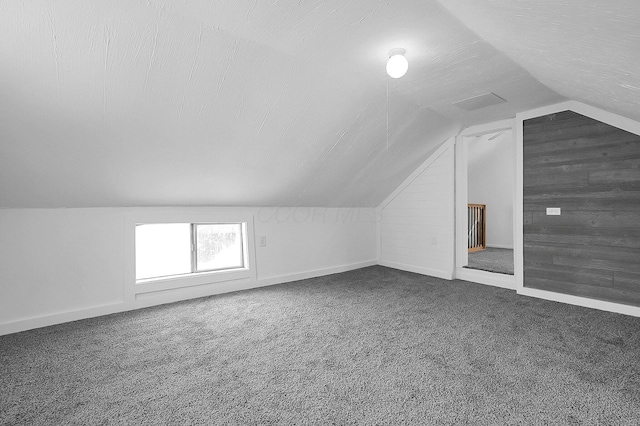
[1,266,639,425]
[465,247,514,275]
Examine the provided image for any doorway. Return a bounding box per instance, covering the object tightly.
[455,120,517,289]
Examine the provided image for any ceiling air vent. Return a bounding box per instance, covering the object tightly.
[453,93,507,111]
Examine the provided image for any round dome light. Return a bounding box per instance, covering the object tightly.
[386,48,408,78]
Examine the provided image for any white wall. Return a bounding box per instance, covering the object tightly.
[378,139,455,279]
[0,206,377,335]
[255,207,377,279]
[467,130,515,248]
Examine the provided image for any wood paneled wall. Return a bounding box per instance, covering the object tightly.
[523,110,640,306]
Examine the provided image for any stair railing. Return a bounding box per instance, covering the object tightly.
[468,204,486,252]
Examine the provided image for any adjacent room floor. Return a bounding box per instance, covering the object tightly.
[465,247,514,275]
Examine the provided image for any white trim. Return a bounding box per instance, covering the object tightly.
[515,100,640,317]
[0,260,377,336]
[123,211,258,302]
[514,108,525,293]
[378,260,453,280]
[486,244,514,250]
[0,303,129,337]
[378,137,455,210]
[455,267,516,290]
[454,132,468,270]
[518,287,640,318]
[516,100,640,136]
[445,139,457,280]
[459,118,514,137]
[455,118,518,289]
[376,211,381,263]
[259,260,378,287]
[132,275,262,309]
[134,268,251,294]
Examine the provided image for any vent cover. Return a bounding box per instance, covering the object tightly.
[453,93,507,111]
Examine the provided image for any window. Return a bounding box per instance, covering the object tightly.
[135,222,246,281]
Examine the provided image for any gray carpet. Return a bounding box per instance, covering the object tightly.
[465,247,514,275]
[1,266,639,425]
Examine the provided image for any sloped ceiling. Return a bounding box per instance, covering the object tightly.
[438,0,640,124]
[0,0,591,208]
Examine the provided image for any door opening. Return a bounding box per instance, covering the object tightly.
[455,122,516,287]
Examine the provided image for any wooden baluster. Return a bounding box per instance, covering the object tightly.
[468,204,486,252]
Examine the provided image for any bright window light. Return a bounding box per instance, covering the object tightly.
[135,223,191,280]
[195,223,244,272]
[135,222,246,281]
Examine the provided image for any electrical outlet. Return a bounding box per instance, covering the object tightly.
[432,236,437,245]
[259,236,267,247]
[546,207,561,216]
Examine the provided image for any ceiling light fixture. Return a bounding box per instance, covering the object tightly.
[386,48,408,79]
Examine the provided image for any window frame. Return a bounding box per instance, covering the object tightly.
[135,221,248,283]
[124,212,255,304]
[192,222,246,274]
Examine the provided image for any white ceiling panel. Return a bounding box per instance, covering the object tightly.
[0,0,603,208]
[438,0,640,123]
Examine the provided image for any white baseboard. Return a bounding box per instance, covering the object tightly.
[259,260,378,287]
[0,302,130,337]
[455,267,516,290]
[378,260,453,280]
[0,260,377,336]
[132,276,267,309]
[486,244,514,250]
[5,259,637,336]
[456,268,640,317]
[518,287,640,317]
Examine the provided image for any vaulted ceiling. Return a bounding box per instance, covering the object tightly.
[0,0,636,208]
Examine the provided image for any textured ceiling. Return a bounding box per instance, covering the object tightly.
[438,0,640,123]
[6,0,627,208]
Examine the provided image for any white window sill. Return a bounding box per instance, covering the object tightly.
[134,267,252,295]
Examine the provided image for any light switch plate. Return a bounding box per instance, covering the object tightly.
[546,207,561,216]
